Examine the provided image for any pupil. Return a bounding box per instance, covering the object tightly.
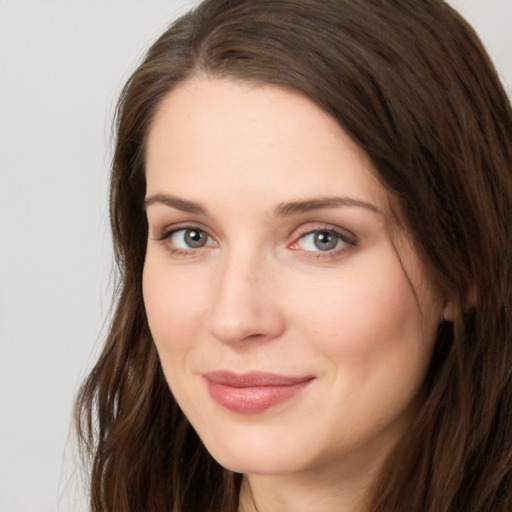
[185,229,206,248]
[314,231,337,251]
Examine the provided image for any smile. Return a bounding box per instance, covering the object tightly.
[202,371,315,414]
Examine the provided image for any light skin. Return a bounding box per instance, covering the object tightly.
[143,76,450,512]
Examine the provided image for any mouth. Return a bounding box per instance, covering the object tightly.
[202,370,315,414]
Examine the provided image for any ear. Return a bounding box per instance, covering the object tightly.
[442,285,477,322]
[442,298,458,322]
[465,285,478,310]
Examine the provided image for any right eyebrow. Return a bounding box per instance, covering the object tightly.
[144,194,207,215]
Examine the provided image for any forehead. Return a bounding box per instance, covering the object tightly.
[145,76,390,213]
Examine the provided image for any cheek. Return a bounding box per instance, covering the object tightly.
[142,257,209,355]
[282,260,440,449]
[293,272,417,346]
[286,256,439,390]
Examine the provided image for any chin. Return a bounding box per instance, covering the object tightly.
[197,424,315,475]
[208,448,302,476]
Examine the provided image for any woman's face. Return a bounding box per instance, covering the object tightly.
[143,77,446,478]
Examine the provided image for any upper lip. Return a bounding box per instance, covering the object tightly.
[202,370,314,387]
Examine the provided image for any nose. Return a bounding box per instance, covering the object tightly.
[206,251,286,345]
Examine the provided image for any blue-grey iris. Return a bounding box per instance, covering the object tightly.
[185,229,208,248]
[314,231,338,251]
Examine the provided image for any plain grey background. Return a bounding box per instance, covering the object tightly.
[0,1,510,511]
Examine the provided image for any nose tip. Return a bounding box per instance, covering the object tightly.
[208,293,285,345]
[210,315,266,345]
[206,259,285,345]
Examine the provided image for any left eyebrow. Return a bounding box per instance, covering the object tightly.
[273,196,381,217]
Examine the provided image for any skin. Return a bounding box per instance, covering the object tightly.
[143,76,449,512]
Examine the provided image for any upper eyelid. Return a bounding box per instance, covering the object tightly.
[292,228,354,249]
[153,222,215,239]
[291,222,357,241]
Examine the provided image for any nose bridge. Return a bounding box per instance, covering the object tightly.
[207,243,283,344]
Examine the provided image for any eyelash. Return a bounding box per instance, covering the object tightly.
[290,226,356,259]
[154,224,357,259]
[154,224,214,257]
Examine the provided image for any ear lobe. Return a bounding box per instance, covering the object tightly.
[442,285,477,322]
[442,299,457,322]
[466,285,478,310]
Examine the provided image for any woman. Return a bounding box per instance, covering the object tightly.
[75,0,512,511]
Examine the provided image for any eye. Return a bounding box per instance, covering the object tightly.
[294,229,349,253]
[167,228,215,250]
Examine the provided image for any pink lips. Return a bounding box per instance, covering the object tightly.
[203,371,314,414]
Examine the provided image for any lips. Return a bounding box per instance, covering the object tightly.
[202,371,314,414]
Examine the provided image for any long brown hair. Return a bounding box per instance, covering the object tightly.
[75,1,512,510]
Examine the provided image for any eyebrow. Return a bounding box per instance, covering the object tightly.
[273,196,380,216]
[144,193,380,216]
[144,194,207,215]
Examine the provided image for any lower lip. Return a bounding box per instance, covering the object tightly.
[205,379,313,414]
